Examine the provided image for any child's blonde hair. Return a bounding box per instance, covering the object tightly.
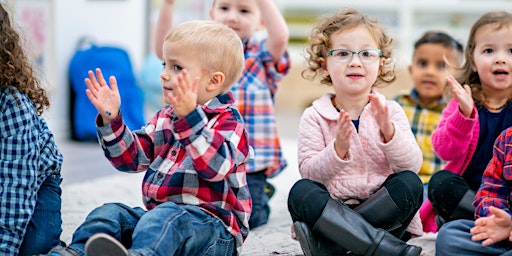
[164,20,244,91]
[458,11,512,101]
[302,8,396,87]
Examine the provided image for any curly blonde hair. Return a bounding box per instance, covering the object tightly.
[0,4,49,115]
[301,8,396,87]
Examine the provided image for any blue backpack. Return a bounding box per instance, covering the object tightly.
[69,39,145,141]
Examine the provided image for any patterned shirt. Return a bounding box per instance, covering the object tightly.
[474,127,512,219]
[96,93,252,254]
[230,34,290,177]
[0,87,63,255]
[394,89,446,183]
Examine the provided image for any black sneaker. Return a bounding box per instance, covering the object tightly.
[85,233,129,256]
[264,182,276,199]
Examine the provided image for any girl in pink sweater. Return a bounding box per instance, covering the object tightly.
[287,8,423,256]
[421,11,512,233]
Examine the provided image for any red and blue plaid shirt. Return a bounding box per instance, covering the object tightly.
[231,34,290,177]
[474,127,512,218]
[96,92,252,252]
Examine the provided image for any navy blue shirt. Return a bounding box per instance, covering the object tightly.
[463,103,512,191]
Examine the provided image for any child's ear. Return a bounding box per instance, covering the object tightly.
[207,71,225,91]
[408,64,413,76]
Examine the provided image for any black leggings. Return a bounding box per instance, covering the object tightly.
[428,170,474,221]
[287,171,423,239]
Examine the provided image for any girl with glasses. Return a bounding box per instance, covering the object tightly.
[287,8,424,256]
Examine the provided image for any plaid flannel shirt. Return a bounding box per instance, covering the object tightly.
[96,92,252,253]
[394,89,447,183]
[474,127,512,218]
[0,87,63,255]
[231,34,290,177]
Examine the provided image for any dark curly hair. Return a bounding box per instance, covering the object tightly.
[0,4,49,115]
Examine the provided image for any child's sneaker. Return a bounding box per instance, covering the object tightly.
[264,182,276,199]
[85,233,129,256]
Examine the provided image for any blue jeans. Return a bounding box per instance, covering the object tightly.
[19,174,63,255]
[436,219,512,256]
[247,171,269,229]
[68,202,236,256]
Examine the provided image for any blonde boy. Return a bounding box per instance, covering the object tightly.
[155,0,290,228]
[45,20,253,256]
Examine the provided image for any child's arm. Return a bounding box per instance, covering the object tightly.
[154,0,174,60]
[471,206,512,246]
[472,129,512,245]
[258,0,288,62]
[84,68,121,125]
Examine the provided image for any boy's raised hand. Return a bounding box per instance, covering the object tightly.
[166,69,199,119]
[84,68,121,125]
[446,75,473,118]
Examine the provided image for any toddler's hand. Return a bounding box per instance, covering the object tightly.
[369,94,393,142]
[334,109,351,159]
[446,75,473,118]
[84,68,121,125]
[471,206,512,246]
[165,69,199,118]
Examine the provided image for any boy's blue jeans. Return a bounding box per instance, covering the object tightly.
[67,202,236,256]
[436,219,512,256]
[19,174,63,255]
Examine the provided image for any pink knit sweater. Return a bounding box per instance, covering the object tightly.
[298,92,424,236]
[420,98,479,232]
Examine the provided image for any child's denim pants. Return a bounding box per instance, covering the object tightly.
[436,219,512,256]
[67,201,236,256]
[19,174,63,255]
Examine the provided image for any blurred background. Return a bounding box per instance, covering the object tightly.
[3,0,511,141]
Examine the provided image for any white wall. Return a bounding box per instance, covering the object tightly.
[47,0,146,139]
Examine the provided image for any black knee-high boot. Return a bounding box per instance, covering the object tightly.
[304,199,421,256]
[355,186,402,232]
[436,189,476,228]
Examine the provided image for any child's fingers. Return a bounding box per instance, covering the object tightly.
[95,68,107,86]
[173,74,185,98]
[109,76,118,94]
[85,70,99,92]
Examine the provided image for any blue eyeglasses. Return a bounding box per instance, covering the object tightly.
[328,49,382,63]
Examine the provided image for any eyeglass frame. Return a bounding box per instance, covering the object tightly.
[327,48,383,63]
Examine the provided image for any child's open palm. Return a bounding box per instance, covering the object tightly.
[446,75,473,118]
[471,206,512,246]
[84,68,121,125]
[165,69,199,119]
[369,94,394,142]
[334,109,352,159]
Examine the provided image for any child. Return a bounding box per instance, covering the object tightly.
[421,11,512,233]
[45,20,252,256]
[394,31,463,199]
[436,127,512,255]
[0,4,64,255]
[287,8,424,256]
[154,0,290,229]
